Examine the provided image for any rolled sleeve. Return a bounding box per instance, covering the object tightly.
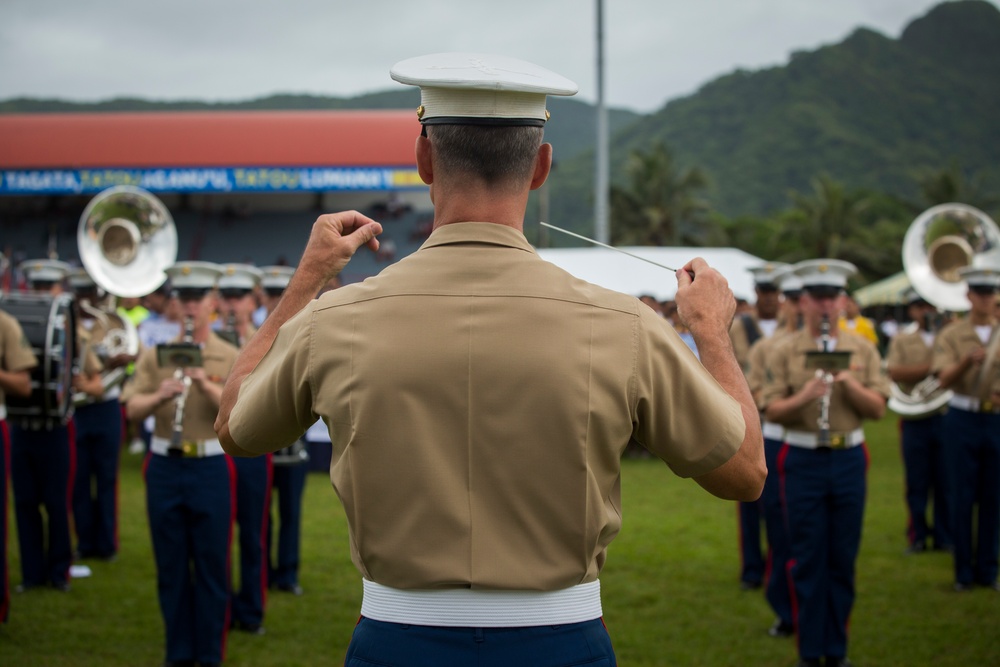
[633,311,745,478]
[229,306,317,454]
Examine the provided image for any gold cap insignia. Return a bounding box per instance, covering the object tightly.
[818,264,829,273]
[416,105,425,120]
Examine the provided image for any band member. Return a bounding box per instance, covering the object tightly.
[218,263,273,635]
[69,268,132,561]
[260,265,308,596]
[122,261,238,667]
[0,289,39,622]
[886,288,952,554]
[10,260,103,593]
[932,264,1000,592]
[746,267,802,638]
[761,259,889,667]
[730,262,787,591]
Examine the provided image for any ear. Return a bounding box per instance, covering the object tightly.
[529,143,553,191]
[415,134,433,185]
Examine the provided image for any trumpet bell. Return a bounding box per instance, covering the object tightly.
[78,186,178,298]
[903,203,1000,312]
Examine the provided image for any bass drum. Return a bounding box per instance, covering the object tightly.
[0,292,77,425]
[272,439,310,466]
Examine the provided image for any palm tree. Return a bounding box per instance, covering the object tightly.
[610,142,712,246]
[783,174,870,260]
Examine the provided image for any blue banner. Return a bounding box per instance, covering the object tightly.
[0,166,426,195]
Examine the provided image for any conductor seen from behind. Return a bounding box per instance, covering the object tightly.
[215,52,764,666]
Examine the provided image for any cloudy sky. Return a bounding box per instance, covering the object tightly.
[0,0,982,113]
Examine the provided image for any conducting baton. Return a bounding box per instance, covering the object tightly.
[539,222,688,275]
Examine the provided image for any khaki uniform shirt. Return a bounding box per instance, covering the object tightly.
[229,222,746,592]
[761,329,890,433]
[747,328,795,408]
[123,333,237,440]
[932,319,1000,398]
[730,313,775,375]
[0,309,39,408]
[886,328,934,394]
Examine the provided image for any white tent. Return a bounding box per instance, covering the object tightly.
[535,246,766,303]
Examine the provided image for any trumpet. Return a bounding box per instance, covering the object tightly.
[170,317,195,448]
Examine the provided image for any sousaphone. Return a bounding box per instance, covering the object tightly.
[74,186,178,401]
[890,203,1000,416]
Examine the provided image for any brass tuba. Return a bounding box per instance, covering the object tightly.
[890,203,1000,416]
[73,186,178,402]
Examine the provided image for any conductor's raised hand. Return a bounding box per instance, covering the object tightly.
[674,257,736,340]
[298,211,383,285]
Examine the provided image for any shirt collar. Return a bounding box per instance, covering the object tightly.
[418,222,537,255]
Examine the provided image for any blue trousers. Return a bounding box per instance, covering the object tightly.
[763,438,793,627]
[345,617,617,667]
[1,420,9,623]
[10,421,75,588]
[232,453,272,626]
[269,461,308,588]
[145,452,235,665]
[738,497,765,586]
[946,408,1000,586]
[73,398,123,558]
[780,444,867,662]
[900,413,952,549]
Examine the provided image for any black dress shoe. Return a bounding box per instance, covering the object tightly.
[794,660,822,667]
[825,658,853,667]
[51,581,71,592]
[275,582,304,595]
[14,583,39,593]
[740,579,762,590]
[162,661,195,667]
[954,582,974,592]
[769,619,795,638]
[232,620,265,635]
[905,541,925,554]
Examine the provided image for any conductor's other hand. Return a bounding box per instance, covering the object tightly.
[674,257,736,339]
[300,211,384,284]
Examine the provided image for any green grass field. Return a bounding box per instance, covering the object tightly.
[1,414,997,666]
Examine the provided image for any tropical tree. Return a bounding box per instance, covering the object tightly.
[781,174,871,261]
[609,142,714,246]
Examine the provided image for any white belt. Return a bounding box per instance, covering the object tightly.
[785,428,865,449]
[360,579,603,628]
[150,436,226,458]
[0,404,6,420]
[762,421,785,441]
[949,394,1000,414]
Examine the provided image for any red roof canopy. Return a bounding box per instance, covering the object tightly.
[0,111,421,169]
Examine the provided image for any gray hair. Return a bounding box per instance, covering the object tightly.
[428,125,544,190]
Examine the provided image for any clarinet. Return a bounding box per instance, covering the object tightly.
[817,314,834,447]
[170,316,195,449]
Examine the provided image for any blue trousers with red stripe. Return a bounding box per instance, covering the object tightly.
[946,408,1000,586]
[10,421,75,588]
[738,498,765,586]
[145,452,234,665]
[345,617,617,667]
[1,420,10,623]
[231,453,272,627]
[269,460,308,589]
[780,443,867,662]
[73,398,123,559]
[762,437,793,627]
[900,413,952,550]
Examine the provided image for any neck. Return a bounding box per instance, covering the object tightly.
[430,180,529,232]
[969,311,995,326]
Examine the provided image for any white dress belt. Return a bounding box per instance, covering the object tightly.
[149,436,226,457]
[360,579,603,628]
[784,428,865,449]
[950,394,1000,414]
[0,404,6,420]
[762,421,785,441]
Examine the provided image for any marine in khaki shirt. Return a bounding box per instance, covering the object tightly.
[215,52,764,665]
[0,308,38,410]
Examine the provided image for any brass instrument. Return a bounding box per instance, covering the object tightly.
[171,317,196,448]
[74,185,178,402]
[804,315,852,447]
[891,203,1000,415]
